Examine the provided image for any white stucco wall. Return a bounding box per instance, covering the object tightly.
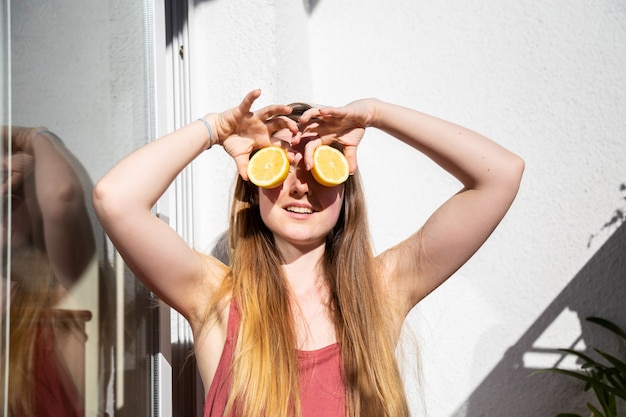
[189,1,626,416]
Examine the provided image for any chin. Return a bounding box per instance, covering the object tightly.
[276,233,327,249]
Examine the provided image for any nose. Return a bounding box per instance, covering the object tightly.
[287,157,311,196]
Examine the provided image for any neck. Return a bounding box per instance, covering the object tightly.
[277,240,325,293]
[276,241,336,350]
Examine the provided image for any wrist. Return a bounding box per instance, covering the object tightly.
[202,113,232,148]
[22,127,51,154]
[197,117,216,149]
[365,98,383,129]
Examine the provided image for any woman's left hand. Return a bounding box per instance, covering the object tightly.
[298,98,379,173]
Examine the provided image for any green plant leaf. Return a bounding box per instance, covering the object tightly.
[586,401,606,417]
[537,316,626,417]
[610,373,626,392]
[587,317,626,341]
[604,371,626,393]
[560,348,600,367]
[594,349,626,378]
[589,380,611,415]
[607,392,617,415]
[593,351,626,400]
[544,368,625,399]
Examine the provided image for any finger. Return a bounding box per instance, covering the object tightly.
[285,149,296,166]
[243,89,262,105]
[299,118,321,133]
[256,104,293,121]
[343,145,358,174]
[265,116,299,135]
[8,172,25,190]
[290,131,302,146]
[10,154,34,178]
[233,153,251,181]
[269,134,285,147]
[318,106,351,120]
[305,120,337,138]
[298,107,323,124]
[238,89,262,113]
[302,138,324,171]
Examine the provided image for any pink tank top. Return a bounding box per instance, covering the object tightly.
[34,311,86,417]
[204,302,346,417]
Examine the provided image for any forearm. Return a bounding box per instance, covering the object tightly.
[370,100,524,191]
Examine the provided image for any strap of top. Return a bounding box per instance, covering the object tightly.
[203,302,239,417]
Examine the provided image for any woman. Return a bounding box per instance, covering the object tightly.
[93,90,524,417]
[2,127,96,417]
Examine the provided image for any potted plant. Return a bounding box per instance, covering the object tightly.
[538,316,626,417]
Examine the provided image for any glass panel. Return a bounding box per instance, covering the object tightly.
[0,1,10,415]
[1,1,159,416]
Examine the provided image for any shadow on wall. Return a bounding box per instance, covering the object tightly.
[189,0,321,12]
[170,0,321,47]
[452,221,626,416]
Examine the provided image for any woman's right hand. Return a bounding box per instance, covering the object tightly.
[211,90,299,180]
[1,126,41,196]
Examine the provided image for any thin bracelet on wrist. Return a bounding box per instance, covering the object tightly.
[197,118,215,149]
[34,129,63,143]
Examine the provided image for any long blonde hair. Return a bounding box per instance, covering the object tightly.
[1,246,53,416]
[215,165,411,417]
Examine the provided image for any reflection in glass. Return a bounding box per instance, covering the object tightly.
[1,1,160,416]
[1,1,9,415]
[1,127,95,416]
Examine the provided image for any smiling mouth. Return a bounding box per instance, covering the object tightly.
[286,206,313,214]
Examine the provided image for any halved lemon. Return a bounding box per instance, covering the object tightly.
[311,145,349,187]
[247,146,290,188]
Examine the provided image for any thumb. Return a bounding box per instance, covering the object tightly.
[343,145,358,174]
[233,154,251,181]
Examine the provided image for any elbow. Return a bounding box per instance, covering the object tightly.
[474,151,525,194]
[499,153,525,201]
[41,182,88,221]
[510,153,525,190]
[92,177,122,224]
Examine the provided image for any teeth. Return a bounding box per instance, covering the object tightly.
[286,206,313,214]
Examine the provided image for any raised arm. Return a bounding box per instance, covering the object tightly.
[92,90,297,321]
[374,100,523,314]
[93,116,219,321]
[300,99,524,316]
[27,129,96,287]
[3,127,95,289]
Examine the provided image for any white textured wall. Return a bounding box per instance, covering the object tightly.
[189,0,315,256]
[190,1,626,416]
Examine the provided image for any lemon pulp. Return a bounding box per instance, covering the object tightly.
[311,145,349,187]
[247,146,290,188]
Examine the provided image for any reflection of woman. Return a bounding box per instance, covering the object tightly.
[1,127,95,416]
[94,90,524,417]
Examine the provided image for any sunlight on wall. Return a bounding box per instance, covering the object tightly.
[524,307,586,371]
